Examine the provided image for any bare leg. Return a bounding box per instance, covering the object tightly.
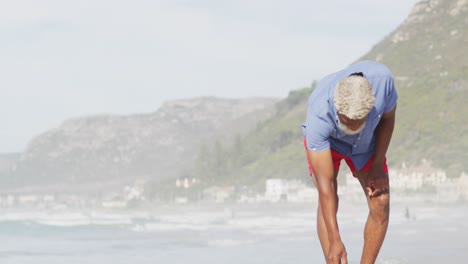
[356,171,390,264]
[310,170,339,259]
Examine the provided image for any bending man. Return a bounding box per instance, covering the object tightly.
[302,60,397,264]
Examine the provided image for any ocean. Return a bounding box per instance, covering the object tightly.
[0,198,467,264]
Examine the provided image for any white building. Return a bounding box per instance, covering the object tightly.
[101,199,127,208]
[390,164,448,191]
[287,187,318,203]
[18,195,39,205]
[202,186,235,203]
[124,185,144,201]
[263,179,316,203]
[457,172,468,200]
[264,179,289,202]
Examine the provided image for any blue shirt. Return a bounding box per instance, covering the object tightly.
[302,61,398,170]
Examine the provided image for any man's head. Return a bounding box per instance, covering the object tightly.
[334,75,375,135]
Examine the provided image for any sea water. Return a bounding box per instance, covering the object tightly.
[0,200,467,264]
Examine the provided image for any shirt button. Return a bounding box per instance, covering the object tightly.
[357,137,361,140]
[378,115,381,118]
[353,145,357,147]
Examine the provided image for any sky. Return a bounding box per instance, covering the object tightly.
[0,0,420,153]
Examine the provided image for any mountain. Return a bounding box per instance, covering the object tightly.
[3,97,278,191]
[361,0,467,175]
[3,0,467,195]
[190,0,467,188]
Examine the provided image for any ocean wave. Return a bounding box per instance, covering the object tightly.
[131,222,210,232]
[206,239,256,247]
[0,210,135,228]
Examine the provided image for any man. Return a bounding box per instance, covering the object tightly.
[302,60,397,264]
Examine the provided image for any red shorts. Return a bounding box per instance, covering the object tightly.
[303,137,388,176]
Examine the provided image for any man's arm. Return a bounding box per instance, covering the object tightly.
[308,149,347,263]
[373,105,397,165]
[367,105,396,197]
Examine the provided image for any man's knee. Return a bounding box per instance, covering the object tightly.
[369,194,390,223]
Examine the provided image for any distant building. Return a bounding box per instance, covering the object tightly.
[263,179,315,203]
[174,196,188,204]
[18,195,39,205]
[264,179,288,202]
[202,186,235,203]
[0,195,16,207]
[236,186,257,203]
[176,178,198,189]
[287,187,317,203]
[124,184,144,201]
[457,172,468,200]
[390,163,447,190]
[101,199,127,208]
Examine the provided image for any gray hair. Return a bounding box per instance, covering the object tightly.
[333,76,375,119]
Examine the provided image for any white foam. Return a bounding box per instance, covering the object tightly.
[131,222,210,232]
[207,239,256,247]
[0,210,134,227]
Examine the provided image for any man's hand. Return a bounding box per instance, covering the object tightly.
[366,162,389,198]
[328,239,348,264]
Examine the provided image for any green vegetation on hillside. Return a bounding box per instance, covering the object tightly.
[153,1,467,195]
[190,85,315,187]
[361,0,468,176]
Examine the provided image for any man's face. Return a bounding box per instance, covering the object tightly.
[337,113,367,135]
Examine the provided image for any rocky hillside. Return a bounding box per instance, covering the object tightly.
[4,97,278,190]
[188,0,467,189]
[3,0,466,194]
[361,0,468,175]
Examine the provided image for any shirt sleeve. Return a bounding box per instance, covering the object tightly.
[383,76,398,113]
[305,104,333,152]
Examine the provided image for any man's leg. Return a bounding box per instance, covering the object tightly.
[355,171,390,264]
[310,169,339,259]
